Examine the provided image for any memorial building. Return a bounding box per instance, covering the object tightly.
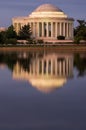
[12,4,74,41]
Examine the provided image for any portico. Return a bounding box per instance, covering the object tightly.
[29,21,73,39]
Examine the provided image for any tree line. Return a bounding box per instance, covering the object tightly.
[0,24,32,45]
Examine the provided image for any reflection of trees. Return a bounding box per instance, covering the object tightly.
[17,55,31,72]
[17,52,44,73]
[0,53,17,70]
[0,52,86,78]
[74,54,86,76]
[0,52,31,71]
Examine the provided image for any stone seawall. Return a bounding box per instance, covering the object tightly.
[0,44,86,53]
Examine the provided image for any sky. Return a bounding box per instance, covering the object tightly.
[0,0,86,27]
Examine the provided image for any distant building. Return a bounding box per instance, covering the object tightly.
[0,27,6,32]
[12,4,74,41]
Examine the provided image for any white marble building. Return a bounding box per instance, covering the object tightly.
[12,4,74,41]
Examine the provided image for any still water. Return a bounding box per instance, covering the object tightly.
[0,50,86,130]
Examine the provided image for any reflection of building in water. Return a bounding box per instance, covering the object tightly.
[29,53,73,77]
[13,53,73,93]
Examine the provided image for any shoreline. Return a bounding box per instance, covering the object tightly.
[0,44,86,53]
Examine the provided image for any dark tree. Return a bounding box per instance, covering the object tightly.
[18,24,32,40]
[0,31,6,44]
[0,33,3,43]
[74,20,86,43]
[6,25,17,39]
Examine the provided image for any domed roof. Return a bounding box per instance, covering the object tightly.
[29,4,67,18]
[34,4,62,12]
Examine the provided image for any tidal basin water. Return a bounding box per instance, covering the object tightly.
[0,50,86,130]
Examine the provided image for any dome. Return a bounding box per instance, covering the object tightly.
[34,4,62,12]
[29,4,67,18]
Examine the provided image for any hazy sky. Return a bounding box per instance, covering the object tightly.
[0,0,86,27]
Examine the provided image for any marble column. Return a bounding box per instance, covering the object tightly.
[60,22,63,36]
[67,23,69,38]
[33,22,36,37]
[63,22,65,37]
[69,23,71,38]
[55,22,57,38]
[42,22,44,37]
[57,22,60,36]
[60,22,62,35]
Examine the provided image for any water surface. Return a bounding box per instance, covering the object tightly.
[0,51,86,130]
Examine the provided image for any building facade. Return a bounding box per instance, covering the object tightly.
[12,4,74,41]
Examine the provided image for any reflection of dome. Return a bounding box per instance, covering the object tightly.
[34,4,62,12]
[29,77,67,93]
